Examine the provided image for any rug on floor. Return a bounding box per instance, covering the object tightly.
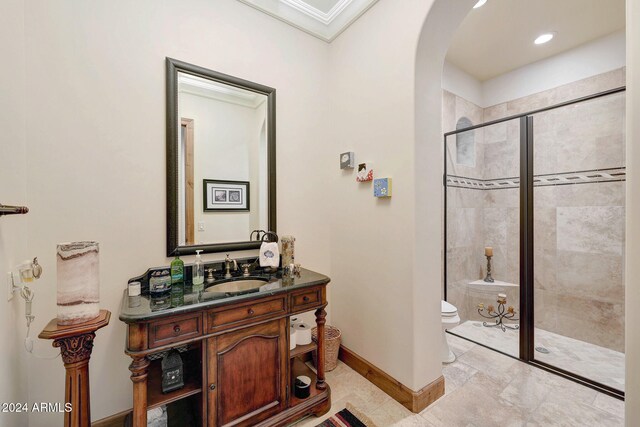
[315,403,377,427]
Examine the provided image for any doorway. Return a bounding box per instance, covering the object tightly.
[181,118,195,246]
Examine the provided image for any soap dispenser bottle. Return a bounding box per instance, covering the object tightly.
[171,254,184,284]
[170,254,185,307]
[192,250,204,292]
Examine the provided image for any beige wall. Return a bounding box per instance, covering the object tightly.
[17,0,331,424]
[625,0,640,424]
[327,0,451,391]
[414,0,478,389]
[0,0,29,426]
[326,0,477,393]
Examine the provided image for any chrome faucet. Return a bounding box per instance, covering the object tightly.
[224,254,238,279]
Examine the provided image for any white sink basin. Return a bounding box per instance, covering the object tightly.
[204,278,269,296]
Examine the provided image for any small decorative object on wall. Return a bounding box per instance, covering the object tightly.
[373,177,392,197]
[356,162,373,182]
[340,152,355,169]
[477,293,519,332]
[203,179,250,212]
[57,241,100,325]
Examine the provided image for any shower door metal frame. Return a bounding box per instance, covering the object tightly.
[519,116,534,363]
[443,86,626,400]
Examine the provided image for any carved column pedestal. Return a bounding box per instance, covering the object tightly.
[39,310,110,427]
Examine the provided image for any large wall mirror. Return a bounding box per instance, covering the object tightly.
[166,58,276,256]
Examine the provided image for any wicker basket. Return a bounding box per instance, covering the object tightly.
[311,325,341,372]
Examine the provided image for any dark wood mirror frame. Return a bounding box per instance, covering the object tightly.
[166,57,276,256]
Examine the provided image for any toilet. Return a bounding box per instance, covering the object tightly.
[441,300,460,363]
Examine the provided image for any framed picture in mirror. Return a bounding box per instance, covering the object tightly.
[203,180,250,212]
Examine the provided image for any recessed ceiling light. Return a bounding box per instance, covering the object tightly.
[473,0,487,8]
[534,33,555,45]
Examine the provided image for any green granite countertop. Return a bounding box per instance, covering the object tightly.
[119,268,330,322]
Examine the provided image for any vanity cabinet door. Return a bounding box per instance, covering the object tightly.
[207,319,287,427]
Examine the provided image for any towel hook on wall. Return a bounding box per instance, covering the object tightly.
[0,203,29,217]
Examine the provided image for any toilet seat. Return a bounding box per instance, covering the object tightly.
[440,300,460,364]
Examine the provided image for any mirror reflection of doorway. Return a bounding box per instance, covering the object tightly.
[181,118,195,245]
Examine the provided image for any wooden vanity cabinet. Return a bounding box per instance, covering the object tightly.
[207,319,288,427]
[121,274,331,427]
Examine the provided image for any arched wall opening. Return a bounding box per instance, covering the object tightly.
[414,0,639,422]
[412,0,475,392]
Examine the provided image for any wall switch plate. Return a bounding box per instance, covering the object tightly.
[198,222,205,231]
[7,272,15,301]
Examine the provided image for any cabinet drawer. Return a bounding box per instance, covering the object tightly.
[148,313,202,348]
[291,287,322,311]
[208,296,286,332]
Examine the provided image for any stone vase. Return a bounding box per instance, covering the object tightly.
[57,241,100,325]
[281,235,295,267]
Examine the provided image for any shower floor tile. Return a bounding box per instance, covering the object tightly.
[449,320,625,392]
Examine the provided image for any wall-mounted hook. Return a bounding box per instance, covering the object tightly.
[32,258,42,279]
[0,204,29,216]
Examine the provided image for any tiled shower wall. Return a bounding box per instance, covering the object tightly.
[444,68,625,352]
[443,91,484,307]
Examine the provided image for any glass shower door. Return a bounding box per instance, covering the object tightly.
[531,91,626,393]
[445,117,522,358]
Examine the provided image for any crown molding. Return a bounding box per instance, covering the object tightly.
[179,74,265,108]
[237,0,379,42]
[281,0,352,25]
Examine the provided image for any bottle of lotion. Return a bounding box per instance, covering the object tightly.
[192,250,204,292]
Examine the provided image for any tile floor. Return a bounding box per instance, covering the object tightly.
[451,320,625,391]
[292,334,624,427]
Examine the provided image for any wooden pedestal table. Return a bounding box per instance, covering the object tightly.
[39,310,111,427]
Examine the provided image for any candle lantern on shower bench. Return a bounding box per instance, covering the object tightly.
[484,246,495,283]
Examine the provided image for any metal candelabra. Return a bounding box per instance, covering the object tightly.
[477,294,519,332]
